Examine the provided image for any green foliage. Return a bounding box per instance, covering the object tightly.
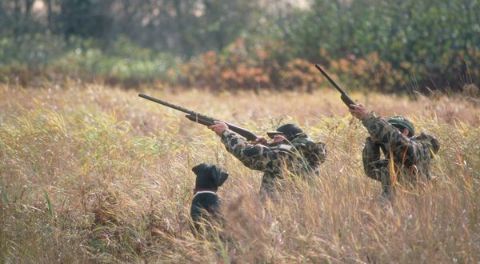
[0,35,180,85]
[50,38,180,84]
[0,34,67,66]
[275,0,480,91]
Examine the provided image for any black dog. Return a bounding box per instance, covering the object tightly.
[190,163,229,233]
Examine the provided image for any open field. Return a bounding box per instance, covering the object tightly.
[0,83,479,263]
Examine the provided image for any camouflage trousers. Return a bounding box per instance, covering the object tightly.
[362,137,397,198]
[363,137,428,199]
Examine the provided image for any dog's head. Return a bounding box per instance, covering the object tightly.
[192,163,229,191]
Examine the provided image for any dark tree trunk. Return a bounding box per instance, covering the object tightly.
[46,0,53,30]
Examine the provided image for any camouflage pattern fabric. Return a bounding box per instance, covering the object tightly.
[220,130,327,199]
[361,113,440,197]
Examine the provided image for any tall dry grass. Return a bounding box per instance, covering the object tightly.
[0,83,479,263]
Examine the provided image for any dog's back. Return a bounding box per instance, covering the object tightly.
[190,191,220,231]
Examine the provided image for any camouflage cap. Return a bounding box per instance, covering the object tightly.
[387,116,415,137]
[267,123,305,141]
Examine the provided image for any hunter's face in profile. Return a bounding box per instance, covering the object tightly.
[271,134,288,144]
[392,125,410,137]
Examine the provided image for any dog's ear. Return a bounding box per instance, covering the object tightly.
[192,163,208,176]
[212,166,229,187]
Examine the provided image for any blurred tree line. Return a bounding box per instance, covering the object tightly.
[0,0,259,57]
[0,0,479,93]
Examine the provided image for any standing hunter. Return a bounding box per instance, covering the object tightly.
[349,104,440,199]
[209,122,327,200]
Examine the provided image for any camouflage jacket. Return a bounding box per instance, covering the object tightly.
[361,113,440,191]
[220,130,327,196]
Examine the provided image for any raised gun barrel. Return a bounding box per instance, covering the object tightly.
[138,93,258,141]
[314,64,355,108]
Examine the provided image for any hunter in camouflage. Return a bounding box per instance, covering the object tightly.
[350,104,440,198]
[209,122,327,200]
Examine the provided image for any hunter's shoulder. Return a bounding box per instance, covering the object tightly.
[412,132,440,153]
[291,136,325,150]
[361,112,385,126]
